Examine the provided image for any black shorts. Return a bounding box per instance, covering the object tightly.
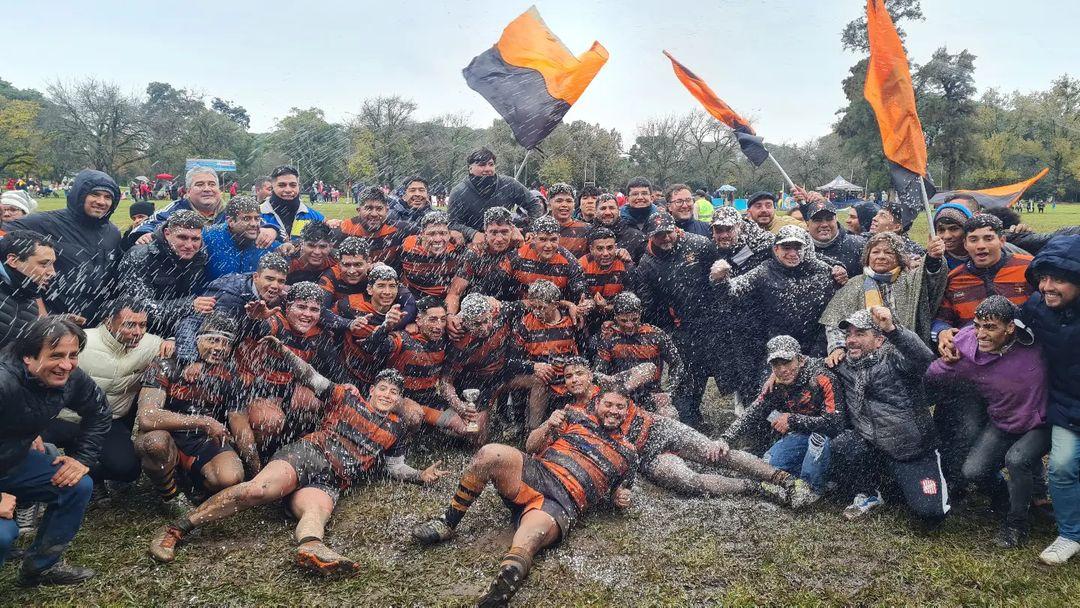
[502,458,578,542]
[172,431,235,487]
[271,440,342,505]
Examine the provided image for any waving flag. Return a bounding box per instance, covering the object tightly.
[863,0,935,227]
[930,168,1049,209]
[463,6,608,149]
[663,50,769,166]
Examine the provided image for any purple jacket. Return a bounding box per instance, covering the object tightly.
[926,325,1047,434]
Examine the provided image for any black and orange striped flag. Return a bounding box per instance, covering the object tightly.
[463,7,608,150]
[863,0,935,225]
[930,168,1049,209]
[663,50,770,166]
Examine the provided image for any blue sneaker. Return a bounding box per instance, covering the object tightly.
[843,491,884,520]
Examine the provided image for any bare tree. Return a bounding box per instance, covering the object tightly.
[44,79,151,174]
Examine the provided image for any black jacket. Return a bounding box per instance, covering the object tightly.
[448,174,540,239]
[814,228,866,279]
[0,264,43,349]
[635,233,721,331]
[1008,226,1080,256]
[833,327,937,461]
[0,355,111,474]
[8,170,122,323]
[117,234,208,336]
[724,357,845,445]
[598,219,648,263]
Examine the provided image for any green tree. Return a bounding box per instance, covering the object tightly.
[269,108,348,185]
[0,96,47,175]
[916,47,978,188]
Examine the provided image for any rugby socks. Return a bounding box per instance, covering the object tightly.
[153,470,179,502]
[499,546,532,576]
[444,472,485,529]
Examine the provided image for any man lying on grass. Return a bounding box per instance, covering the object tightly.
[412,388,637,607]
[149,335,448,575]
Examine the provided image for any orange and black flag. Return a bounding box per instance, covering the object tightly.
[863,0,935,224]
[463,6,608,150]
[930,168,1049,209]
[663,50,770,166]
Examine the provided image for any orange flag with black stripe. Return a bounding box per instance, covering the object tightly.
[663,50,770,166]
[930,168,1049,209]
[463,6,608,149]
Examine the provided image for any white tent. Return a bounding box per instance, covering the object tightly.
[817,175,864,192]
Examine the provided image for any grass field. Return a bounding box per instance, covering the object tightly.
[2,196,1078,606]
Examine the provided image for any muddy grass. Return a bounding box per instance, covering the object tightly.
[3,387,1078,606]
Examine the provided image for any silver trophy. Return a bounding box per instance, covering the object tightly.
[462,389,480,433]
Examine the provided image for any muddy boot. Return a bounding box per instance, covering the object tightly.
[295,540,360,576]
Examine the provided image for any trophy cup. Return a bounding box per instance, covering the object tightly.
[462,389,480,433]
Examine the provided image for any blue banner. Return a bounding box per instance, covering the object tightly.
[185,159,237,173]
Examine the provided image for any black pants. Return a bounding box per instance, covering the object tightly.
[673,326,762,428]
[929,381,987,492]
[42,408,140,483]
[832,430,951,523]
[962,424,1051,529]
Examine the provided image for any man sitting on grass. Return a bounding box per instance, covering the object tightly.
[148,336,447,575]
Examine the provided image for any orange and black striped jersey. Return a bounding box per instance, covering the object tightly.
[453,247,517,300]
[399,235,462,298]
[303,384,408,489]
[537,407,638,514]
[335,218,417,269]
[936,253,1033,329]
[333,295,389,386]
[511,311,580,394]
[595,323,683,395]
[446,300,526,379]
[236,310,337,387]
[366,325,446,400]
[578,254,632,300]
[287,256,333,285]
[496,243,586,301]
[142,357,246,421]
[564,391,656,456]
[558,219,592,258]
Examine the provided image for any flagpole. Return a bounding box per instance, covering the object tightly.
[765,150,798,192]
[919,176,936,238]
[514,149,533,182]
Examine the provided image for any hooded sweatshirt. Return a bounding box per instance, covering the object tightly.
[8,169,121,323]
[925,325,1046,434]
[447,174,539,240]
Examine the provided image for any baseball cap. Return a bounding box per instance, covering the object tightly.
[645,212,677,237]
[711,206,741,227]
[838,309,876,331]
[766,335,801,363]
[806,200,837,219]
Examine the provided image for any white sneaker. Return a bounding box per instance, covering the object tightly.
[1039,536,1080,566]
[15,503,41,538]
[843,491,884,520]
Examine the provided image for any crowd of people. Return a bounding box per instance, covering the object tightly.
[0,146,1078,606]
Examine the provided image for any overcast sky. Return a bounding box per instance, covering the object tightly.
[5,0,1077,146]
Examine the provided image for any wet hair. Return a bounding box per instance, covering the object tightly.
[165,209,206,231]
[196,312,238,338]
[597,193,618,206]
[270,165,299,180]
[975,294,1018,323]
[527,279,561,303]
[664,184,692,202]
[416,296,446,315]
[484,206,513,227]
[563,356,591,371]
[588,227,616,244]
[334,236,371,259]
[881,203,907,232]
[420,211,450,231]
[257,252,289,274]
[579,185,600,200]
[964,213,1004,236]
[0,229,53,261]
[547,183,575,199]
[862,232,910,271]
[459,293,492,321]
[982,206,1021,230]
[626,176,652,192]
[466,147,496,165]
[611,291,642,314]
[185,166,219,188]
[373,368,405,391]
[13,315,86,359]
[368,263,398,283]
[358,186,387,206]
[530,215,560,235]
[400,175,428,190]
[286,281,324,304]
[299,221,333,244]
[224,195,260,218]
[106,296,149,318]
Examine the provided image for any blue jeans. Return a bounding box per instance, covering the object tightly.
[0,449,93,572]
[764,432,831,493]
[1049,426,1080,541]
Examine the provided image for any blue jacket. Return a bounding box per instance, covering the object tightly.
[130,198,226,240]
[1022,235,1080,433]
[620,204,658,232]
[202,224,281,282]
[259,199,325,242]
[675,217,711,238]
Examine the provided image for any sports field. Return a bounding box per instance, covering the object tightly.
[2,197,1078,606]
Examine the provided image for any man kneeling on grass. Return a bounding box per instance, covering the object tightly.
[412,389,638,607]
[149,336,448,575]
